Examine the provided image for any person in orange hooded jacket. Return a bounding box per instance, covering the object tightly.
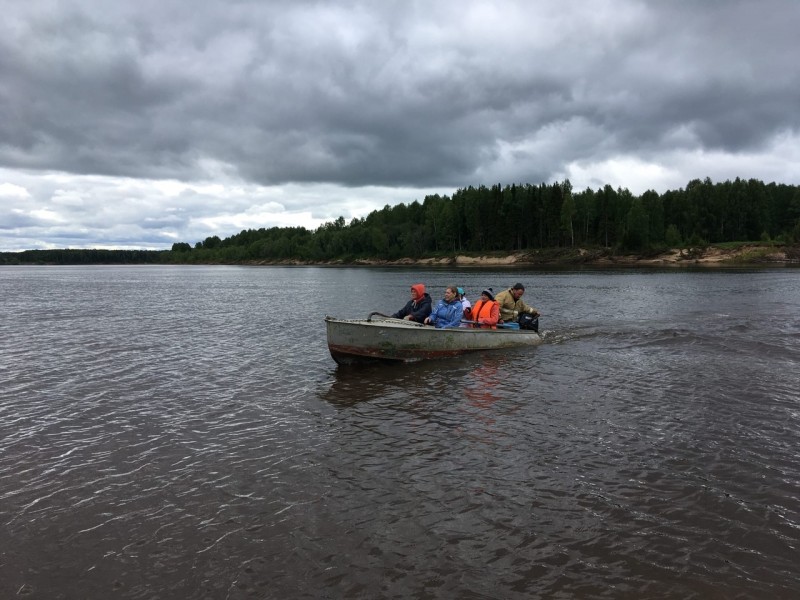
[391,283,432,322]
[469,288,500,328]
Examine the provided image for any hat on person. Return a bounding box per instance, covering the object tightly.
[457,287,464,296]
[411,283,426,296]
[512,282,525,291]
[481,288,494,300]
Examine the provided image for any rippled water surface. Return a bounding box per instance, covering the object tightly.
[1,265,799,599]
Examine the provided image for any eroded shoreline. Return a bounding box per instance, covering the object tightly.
[251,245,800,268]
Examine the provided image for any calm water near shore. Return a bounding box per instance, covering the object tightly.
[1,265,799,599]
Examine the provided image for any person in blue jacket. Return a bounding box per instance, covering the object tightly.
[424,285,464,329]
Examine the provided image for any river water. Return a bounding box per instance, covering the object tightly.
[1,265,799,599]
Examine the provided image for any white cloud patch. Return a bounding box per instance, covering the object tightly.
[0,182,31,199]
[0,167,453,250]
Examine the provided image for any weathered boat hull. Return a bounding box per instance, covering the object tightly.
[325,315,542,364]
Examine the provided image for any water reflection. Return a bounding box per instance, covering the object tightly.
[320,359,467,407]
[463,362,503,409]
[320,349,533,409]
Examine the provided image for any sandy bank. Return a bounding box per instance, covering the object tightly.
[350,245,799,267]
[249,244,799,267]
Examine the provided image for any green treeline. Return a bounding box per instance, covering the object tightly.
[175,177,800,263]
[2,177,799,265]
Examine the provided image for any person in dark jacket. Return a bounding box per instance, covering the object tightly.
[392,283,432,322]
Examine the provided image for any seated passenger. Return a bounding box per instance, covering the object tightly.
[392,283,432,323]
[457,287,472,318]
[470,288,500,328]
[424,285,464,329]
[494,282,540,323]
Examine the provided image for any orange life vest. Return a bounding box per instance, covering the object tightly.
[470,299,499,328]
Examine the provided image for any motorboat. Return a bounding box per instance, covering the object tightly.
[324,313,542,365]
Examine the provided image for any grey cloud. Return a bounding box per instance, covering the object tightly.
[0,211,41,229]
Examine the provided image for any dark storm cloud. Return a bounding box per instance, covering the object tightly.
[596,2,800,152]
[2,0,793,188]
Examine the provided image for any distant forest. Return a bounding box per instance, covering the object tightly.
[3,177,800,265]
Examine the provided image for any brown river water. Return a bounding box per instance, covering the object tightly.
[1,265,799,599]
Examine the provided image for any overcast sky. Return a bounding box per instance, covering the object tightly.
[2,0,799,251]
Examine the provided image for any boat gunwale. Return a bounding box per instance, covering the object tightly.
[324,315,541,336]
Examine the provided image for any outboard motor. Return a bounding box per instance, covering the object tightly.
[517,313,539,333]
